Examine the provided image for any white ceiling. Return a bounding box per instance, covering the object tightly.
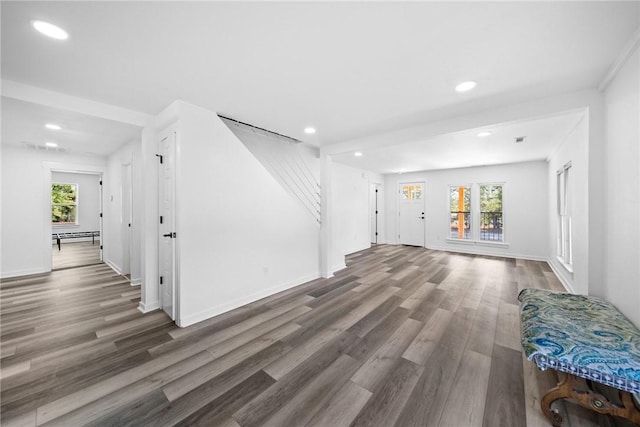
[1,97,142,156]
[1,2,638,172]
[332,111,586,173]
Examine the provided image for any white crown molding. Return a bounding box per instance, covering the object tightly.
[1,80,153,127]
[598,27,640,92]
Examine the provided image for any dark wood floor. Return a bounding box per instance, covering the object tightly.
[0,245,633,426]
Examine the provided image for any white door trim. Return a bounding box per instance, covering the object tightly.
[43,162,106,273]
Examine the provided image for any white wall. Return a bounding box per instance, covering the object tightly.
[547,115,589,294]
[103,140,142,281]
[330,163,384,270]
[0,147,106,277]
[603,45,640,327]
[228,124,321,224]
[384,161,549,260]
[167,101,320,327]
[51,171,101,235]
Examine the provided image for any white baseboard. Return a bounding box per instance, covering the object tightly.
[176,271,320,328]
[130,277,142,286]
[0,266,49,279]
[104,259,123,276]
[331,263,347,272]
[546,259,575,293]
[138,300,160,313]
[425,243,547,262]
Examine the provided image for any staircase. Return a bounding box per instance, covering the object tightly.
[220,116,321,224]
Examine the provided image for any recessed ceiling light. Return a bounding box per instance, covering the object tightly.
[477,131,491,137]
[455,81,477,92]
[354,152,363,157]
[45,123,62,130]
[45,142,58,147]
[304,127,316,134]
[31,20,68,40]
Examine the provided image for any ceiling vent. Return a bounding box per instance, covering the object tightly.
[21,141,68,153]
[514,136,526,143]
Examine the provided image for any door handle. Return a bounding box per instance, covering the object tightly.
[163,232,176,238]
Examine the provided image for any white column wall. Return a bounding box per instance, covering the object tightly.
[603,45,640,327]
[546,115,590,294]
[331,163,384,270]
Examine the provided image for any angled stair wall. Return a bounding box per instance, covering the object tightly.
[221,117,321,225]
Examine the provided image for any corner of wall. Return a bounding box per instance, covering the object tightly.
[547,258,576,294]
[138,300,160,314]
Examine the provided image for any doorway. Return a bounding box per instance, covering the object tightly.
[51,171,103,270]
[158,129,177,320]
[398,181,425,247]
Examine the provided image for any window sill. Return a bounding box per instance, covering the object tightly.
[445,238,509,249]
[53,224,80,228]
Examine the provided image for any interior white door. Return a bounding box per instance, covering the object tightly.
[158,132,176,320]
[121,163,132,275]
[399,181,425,247]
[370,184,379,244]
[98,174,104,261]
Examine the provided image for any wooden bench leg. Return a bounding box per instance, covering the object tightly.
[540,373,575,426]
[541,372,640,426]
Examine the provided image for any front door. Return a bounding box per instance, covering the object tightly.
[158,130,176,320]
[399,181,425,247]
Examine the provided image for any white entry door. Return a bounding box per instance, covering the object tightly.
[399,181,425,247]
[158,131,176,320]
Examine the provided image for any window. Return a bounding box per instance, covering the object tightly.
[402,184,422,200]
[450,186,471,239]
[52,183,78,225]
[479,184,503,242]
[557,164,572,267]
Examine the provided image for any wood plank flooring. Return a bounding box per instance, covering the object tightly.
[52,241,101,270]
[1,245,635,426]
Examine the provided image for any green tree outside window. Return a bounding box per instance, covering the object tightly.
[52,183,78,224]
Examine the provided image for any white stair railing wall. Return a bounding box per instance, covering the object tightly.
[220,117,321,224]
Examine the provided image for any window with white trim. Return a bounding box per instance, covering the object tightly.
[52,183,78,225]
[479,184,503,242]
[446,182,506,244]
[557,163,572,268]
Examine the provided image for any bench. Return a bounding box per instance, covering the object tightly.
[52,231,100,251]
[518,288,640,426]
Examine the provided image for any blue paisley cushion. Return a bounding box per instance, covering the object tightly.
[518,288,640,394]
